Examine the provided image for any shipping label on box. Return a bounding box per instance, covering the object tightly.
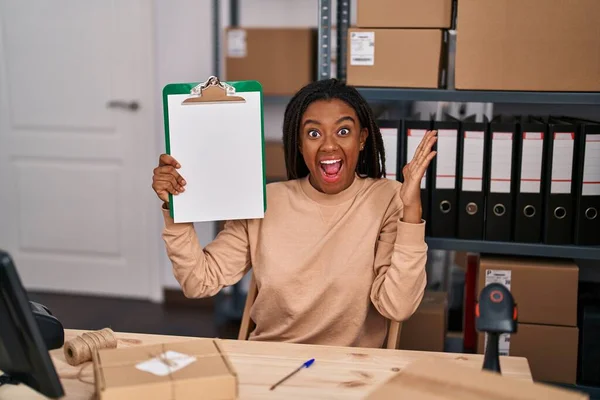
[350,31,375,66]
[227,29,247,58]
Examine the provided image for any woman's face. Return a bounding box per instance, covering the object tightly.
[299,98,368,194]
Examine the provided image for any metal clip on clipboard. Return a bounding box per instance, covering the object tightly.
[182,76,246,105]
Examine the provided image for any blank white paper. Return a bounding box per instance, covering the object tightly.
[167,92,265,223]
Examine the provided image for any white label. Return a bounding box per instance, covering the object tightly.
[136,351,197,377]
[582,134,600,196]
[435,129,458,189]
[551,133,574,194]
[350,31,375,66]
[227,29,247,57]
[490,132,513,193]
[483,269,512,356]
[520,132,544,193]
[461,131,485,192]
[381,128,398,180]
[407,129,427,189]
[485,269,512,290]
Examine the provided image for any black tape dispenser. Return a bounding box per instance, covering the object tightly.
[475,283,518,373]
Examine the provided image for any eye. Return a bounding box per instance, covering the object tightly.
[308,129,320,138]
[338,128,350,136]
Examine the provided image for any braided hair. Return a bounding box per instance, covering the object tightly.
[282,78,386,180]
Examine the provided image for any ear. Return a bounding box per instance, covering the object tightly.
[359,128,369,149]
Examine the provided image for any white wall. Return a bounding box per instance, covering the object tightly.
[154,0,341,289]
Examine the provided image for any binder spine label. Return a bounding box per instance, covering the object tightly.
[490,132,513,193]
[435,129,458,189]
[407,129,427,189]
[582,134,600,196]
[551,132,575,194]
[462,131,484,192]
[520,132,544,193]
[350,32,375,66]
[483,269,512,356]
[381,128,398,181]
[227,29,247,58]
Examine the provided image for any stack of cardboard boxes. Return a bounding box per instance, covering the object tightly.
[347,0,452,89]
[476,256,580,384]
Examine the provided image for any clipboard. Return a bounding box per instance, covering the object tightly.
[162,76,266,223]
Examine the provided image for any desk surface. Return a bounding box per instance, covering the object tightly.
[2,329,533,399]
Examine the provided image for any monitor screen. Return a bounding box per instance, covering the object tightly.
[0,250,64,398]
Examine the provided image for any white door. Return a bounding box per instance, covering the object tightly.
[0,1,161,300]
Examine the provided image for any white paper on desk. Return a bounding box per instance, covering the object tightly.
[167,92,265,223]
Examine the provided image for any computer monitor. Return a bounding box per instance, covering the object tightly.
[0,250,64,398]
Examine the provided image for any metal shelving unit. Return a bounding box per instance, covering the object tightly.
[357,88,600,105]
[426,238,600,260]
[316,0,600,260]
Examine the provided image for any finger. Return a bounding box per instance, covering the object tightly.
[416,130,437,162]
[154,180,182,195]
[414,135,437,170]
[154,174,185,192]
[159,154,181,169]
[154,165,186,185]
[416,151,437,176]
[410,130,434,162]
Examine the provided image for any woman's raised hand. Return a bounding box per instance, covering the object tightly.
[152,154,186,204]
[399,130,437,210]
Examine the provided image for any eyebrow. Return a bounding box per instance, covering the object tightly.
[302,116,356,127]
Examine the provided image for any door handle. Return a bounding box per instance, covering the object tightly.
[107,100,140,111]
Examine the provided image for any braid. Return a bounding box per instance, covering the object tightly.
[282,79,386,180]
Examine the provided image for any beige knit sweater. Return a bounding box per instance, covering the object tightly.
[162,175,428,348]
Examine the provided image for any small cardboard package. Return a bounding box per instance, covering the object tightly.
[93,339,238,400]
[365,358,589,399]
[399,291,447,352]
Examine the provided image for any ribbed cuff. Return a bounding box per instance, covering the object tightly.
[395,219,426,247]
[162,207,192,230]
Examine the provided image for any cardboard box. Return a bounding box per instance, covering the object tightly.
[264,141,287,181]
[93,339,238,400]
[455,0,600,91]
[477,256,578,327]
[399,291,447,352]
[225,27,316,96]
[357,0,453,28]
[347,29,445,88]
[366,357,588,399]
[477,324,579,385]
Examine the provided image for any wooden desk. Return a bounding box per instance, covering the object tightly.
[1,329,532,399]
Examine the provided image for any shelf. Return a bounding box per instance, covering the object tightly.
[357,88,600,105]
[426,237,600,260]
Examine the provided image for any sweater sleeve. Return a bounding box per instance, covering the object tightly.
[370,197,428,322]
[161,208,252,298]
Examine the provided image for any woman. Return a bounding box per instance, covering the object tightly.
[152,79,437,348]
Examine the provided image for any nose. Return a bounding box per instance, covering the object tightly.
[320,133,340,152]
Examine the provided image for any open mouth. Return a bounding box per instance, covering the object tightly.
[319,159,343,183]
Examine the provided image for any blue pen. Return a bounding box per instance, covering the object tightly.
[269,358,315,390]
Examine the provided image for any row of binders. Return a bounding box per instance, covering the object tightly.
[379,115,600,246]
